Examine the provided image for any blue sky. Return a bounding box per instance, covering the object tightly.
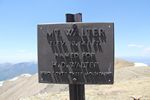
[0,0,150,63]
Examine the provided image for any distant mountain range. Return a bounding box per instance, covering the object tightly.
[0,57,149,81]
[123,57,150,66]
[0,62,37,81]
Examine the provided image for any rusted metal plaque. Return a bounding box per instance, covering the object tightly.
[38,23,114,84]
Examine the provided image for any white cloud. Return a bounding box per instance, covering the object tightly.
[144,47,150,52]
[128,44,144,48]
[125,44,150,57]
[142,47,150,56]
[131,47,150,57]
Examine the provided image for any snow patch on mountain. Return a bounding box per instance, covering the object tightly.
[134,62,148,67]
[9,77,19,81]
[0,81,4,87]
[21,74,32,77]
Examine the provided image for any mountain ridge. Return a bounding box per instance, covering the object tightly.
[0,62,37,81]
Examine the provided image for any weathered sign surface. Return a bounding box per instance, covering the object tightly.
[38,23,114,84]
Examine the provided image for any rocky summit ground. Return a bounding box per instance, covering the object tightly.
[0,59,150,100]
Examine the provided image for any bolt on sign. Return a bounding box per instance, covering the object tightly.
[38,23,114,84]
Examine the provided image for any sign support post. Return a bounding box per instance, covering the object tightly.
[66,13,85,100]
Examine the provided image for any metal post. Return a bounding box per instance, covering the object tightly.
[66,13,85,100]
